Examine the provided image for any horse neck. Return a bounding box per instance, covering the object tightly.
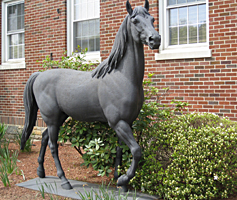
[119,20,145,86]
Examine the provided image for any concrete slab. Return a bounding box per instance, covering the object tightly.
[17,176,159,200]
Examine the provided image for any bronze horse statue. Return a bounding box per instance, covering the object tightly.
[21,0,160,192]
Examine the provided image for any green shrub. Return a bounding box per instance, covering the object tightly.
[130,112,237,199]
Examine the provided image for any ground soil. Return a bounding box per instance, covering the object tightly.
[0,141,114,200]
[1,141,237,200]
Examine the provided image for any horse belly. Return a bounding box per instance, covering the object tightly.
[58,89,106,122]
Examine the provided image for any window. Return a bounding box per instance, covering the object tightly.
[156,0,211,60]
[67,0,101,62]
[1,0,25,69]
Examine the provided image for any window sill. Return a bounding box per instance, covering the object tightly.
[155,47,212,61]
[84,52,101,63]
[0,60,26,70]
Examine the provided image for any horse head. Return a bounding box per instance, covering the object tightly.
[126,0,161,50]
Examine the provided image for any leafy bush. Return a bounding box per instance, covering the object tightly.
[58,120,128,177]
[130,112,237,199]
[39,47,95,72]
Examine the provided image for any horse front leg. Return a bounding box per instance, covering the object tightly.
[37,129,49,178]
[114,139,122,180]
[48,125,72,190]
[113,120,141,192]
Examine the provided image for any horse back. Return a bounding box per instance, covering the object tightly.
[33,69,107,123]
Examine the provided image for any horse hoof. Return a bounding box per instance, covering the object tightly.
[61,181,73,190]
[117,185,128,193]
[37,167,45,178]
[117,174,129,192]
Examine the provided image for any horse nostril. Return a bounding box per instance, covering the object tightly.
[149,36,154,44]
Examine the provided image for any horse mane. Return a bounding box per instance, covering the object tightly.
[92,15,129,78]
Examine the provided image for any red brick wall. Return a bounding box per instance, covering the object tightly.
[0,0,67,126]
[1,0,237,126]
[154,0,237,120]
[101,0,237,121]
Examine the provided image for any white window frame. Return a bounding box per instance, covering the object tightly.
[67,0,101,63]
[1,0,25,70]
[156,0,211,61]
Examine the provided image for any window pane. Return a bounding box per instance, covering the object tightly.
[22,45,25,58]
[82,21,89,36]
[169,27,178,45]
[94,0,100,18]
[96,19,100,35]
[199,24,206,43]
[168,0,176,5]
[75,38,81,50]
[74,19,99,52]
[179,26,187,44]
[89,20,95,36]
[74,4,82,20]
[19,33,24,44]
[7,3,24,31]
[187,0,196,2]
[89,37,95,51]
[9,47,13,59]
[8,33,25,59]
[188,6,197,24]
[11,34,18,45]
[170,8,178,26]
[74,0,100,52]
[189,25,197,43]
[82,38,89,50]
[179,7,187,25]
[177,0,186,4]
[88,1,94,19]
[7,3,25,60]
[75,22,82,37]
[198,4,206,23]
[14,46,18,59]
[19,45,23,58]
[96,37,100,51]
[7,7,17,32]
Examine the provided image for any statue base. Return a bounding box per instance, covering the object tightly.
[16,176,159,200]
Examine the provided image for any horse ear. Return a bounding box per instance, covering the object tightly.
[144,0,149,11]
[126,0,133,16]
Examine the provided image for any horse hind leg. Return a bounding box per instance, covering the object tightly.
[37,128,49,178]
[113,120,141,192]
[47,124,72,190]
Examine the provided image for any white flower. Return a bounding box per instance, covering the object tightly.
[214,175,218,180]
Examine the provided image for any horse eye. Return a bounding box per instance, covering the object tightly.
[151,17,155,23]
[132,17,138,24]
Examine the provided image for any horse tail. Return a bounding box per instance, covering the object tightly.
[21,72,40,150]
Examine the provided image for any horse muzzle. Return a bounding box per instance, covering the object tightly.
[148,34,161,50]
